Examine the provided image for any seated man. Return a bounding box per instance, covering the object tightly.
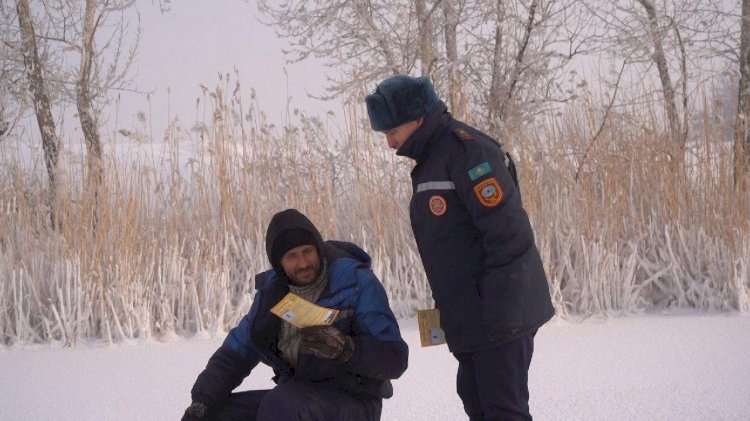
[182,209,409,420]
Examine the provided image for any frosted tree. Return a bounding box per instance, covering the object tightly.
[56,0,139,201]
[587,0,734,173]
[460,0,591,135]
[13,0,61,223]
[3,0,140,224]
[442,0,464,118]
[257,0,417,97]
[258,0,590,137]
[736,0,750,202]
[0,5,26,141]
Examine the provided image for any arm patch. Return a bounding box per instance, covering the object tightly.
[473,177,504,207]
[468,162,492,180]
[452,127,475,141]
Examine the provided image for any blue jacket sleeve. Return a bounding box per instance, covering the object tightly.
[345,268,409,380]
[189,307,261,408]
[295,268,408,382]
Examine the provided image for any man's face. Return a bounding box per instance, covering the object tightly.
[280,244,321,286]
[383,118,424,150]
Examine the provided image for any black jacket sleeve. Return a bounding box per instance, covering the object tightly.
[449,135,538,337]
[190,345,258,408]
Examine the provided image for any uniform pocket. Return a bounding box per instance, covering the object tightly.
[481,247,532,339]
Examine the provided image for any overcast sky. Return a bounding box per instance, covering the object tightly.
[112,0,338,137]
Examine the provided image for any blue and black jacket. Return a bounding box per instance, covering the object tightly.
[190,234,408,408]
[397,101,555,353]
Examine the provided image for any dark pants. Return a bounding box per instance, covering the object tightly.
[454,332,535,421]
[210,379,382,421]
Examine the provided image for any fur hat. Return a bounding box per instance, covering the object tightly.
[365,75,439,132]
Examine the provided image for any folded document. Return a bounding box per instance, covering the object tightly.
[270,293,339,328]
[417,308,446,347]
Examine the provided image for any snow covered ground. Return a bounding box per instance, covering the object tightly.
[1,314,749,420]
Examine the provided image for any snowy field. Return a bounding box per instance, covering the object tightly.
[1,314,749,420]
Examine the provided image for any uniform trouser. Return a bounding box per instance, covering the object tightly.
[209,378,382,421]
[453,332,536,421]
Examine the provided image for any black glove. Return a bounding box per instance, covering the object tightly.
[181,402,209,421]
[300,325,356,362]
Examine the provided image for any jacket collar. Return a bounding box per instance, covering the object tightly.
[396,101,448,162]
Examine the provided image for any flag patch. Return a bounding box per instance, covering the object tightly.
[468,162,492,181]
[473,177,504,207]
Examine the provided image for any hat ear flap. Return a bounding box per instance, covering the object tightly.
[417,77,439,111]
[365,92,392,132]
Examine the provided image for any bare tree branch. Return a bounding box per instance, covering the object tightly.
[575,60,626,183]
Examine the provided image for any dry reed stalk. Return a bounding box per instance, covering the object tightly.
[1,75,748,345]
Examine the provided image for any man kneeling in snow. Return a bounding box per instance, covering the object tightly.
[182,209,409,420]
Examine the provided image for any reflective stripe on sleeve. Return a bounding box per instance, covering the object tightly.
[416,181,456,193]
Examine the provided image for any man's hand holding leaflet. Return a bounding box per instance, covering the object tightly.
[270,292,340,328]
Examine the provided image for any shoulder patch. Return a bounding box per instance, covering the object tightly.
[428,195,447,216]
[452,127,475,141]
[468,162,492,181]
[473,177,504,208]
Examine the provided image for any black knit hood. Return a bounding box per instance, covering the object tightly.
[265,209,325,275]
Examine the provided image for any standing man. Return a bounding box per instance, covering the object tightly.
[365,75,554,420]
[182,209,408,420]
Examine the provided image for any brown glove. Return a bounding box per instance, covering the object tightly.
[300,325,356,363]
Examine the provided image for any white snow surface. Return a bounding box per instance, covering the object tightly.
[1,315,749,420]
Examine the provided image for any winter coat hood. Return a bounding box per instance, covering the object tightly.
[265,209,325,275]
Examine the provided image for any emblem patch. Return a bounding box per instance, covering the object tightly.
[473,177,504,207]
[468,162,492,181]
[453,127,475,141]
[429,195,447,216]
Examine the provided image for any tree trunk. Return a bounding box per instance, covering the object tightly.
[415,0,436,79]
[637,0,684,172]
[78,0,103,180]
[490,0,536,137]
[78,0,103,223]
[17,0,59,225]
[352,0,401,75]
[735,0,750,210]
[488,0,506,134]
[443,0,465,119]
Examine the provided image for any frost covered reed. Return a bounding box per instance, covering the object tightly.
[0,77,748,345]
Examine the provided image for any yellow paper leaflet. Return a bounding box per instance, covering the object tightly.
[270,293,340,328]
[416,308,446,347]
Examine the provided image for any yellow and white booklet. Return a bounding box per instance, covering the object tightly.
[270,293,339,328]
[417,308,446,347]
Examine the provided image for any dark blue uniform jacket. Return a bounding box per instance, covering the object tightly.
[190,241,409,407]
[397,101,555,353]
